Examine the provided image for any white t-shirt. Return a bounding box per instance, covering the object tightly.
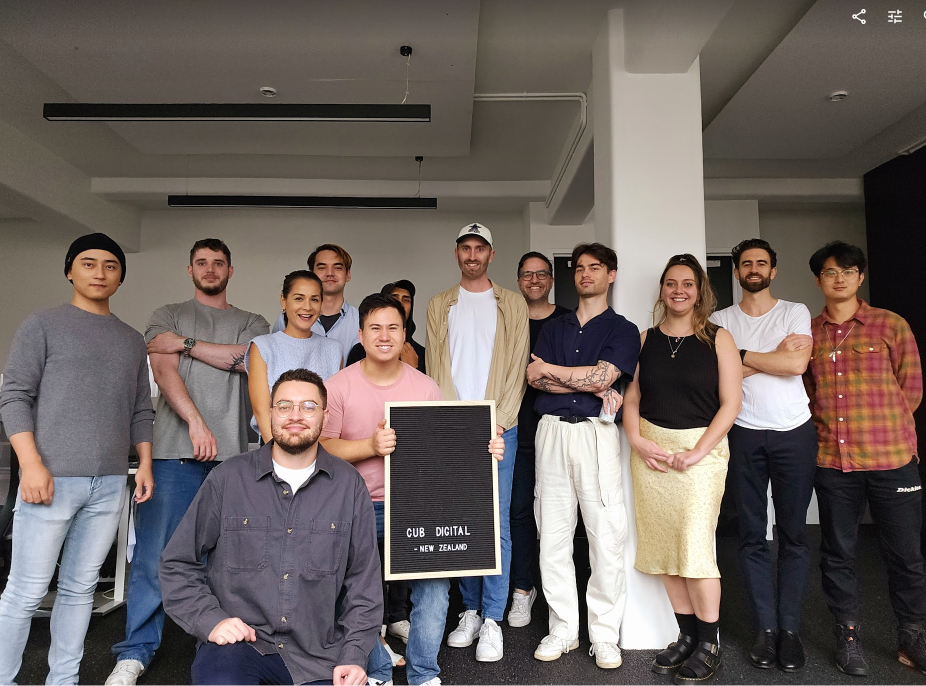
[710,299,812,431]
[272,459,317,494]
[448,287,497,401]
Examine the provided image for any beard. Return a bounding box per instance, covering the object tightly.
[272,422,322,455]
[739,273,771,293]
[193,274,229,296]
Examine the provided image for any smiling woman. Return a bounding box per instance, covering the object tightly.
[244,270,343,443]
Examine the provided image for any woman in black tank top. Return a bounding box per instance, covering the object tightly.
[622,254,742,685]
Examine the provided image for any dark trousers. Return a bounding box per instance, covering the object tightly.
[816,459,926,626]
[728,420,817,632]
[510,442,538,591]
[372,501,410,623]
[191,643,302,685]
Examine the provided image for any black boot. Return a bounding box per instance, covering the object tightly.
[748,629,776,669]
[897,623,926,675]
[834,623,869,676]
[652,633,697,674]
[777,631,805,672]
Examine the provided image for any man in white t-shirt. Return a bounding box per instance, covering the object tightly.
[425,223,530,662]
[710,239,816,674]
[321,293,506,686]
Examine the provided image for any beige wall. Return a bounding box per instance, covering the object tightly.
[758,207,869,315]
[0,210,525,367]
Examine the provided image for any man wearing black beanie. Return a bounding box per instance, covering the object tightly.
[0,232,155,683]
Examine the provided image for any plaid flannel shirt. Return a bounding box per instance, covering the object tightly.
[803,299,922,472]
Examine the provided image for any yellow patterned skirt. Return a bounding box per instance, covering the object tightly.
[630,418,729,578]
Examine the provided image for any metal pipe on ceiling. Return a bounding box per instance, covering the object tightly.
[473,92,587,209]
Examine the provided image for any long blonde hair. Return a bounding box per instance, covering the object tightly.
[651,253,718,346]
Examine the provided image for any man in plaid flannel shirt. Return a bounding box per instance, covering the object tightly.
[804,241,926,677]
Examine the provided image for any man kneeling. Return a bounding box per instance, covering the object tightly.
[160,369,382,685]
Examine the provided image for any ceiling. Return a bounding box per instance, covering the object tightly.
[0,0,924,230]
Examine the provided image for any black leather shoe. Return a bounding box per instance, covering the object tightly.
[778,631,806,672]
[652,633,698,674]
[749,629,777,669]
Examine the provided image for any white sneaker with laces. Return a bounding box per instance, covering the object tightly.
[418,678,442,686]
[105,660,146,686]
[507,588,537,628]
[387,619,411,643]
[475,618,504,662]
[534,634,580,661]
[367,679,393,686]
[590,641,623,669]
[447,609,483,647]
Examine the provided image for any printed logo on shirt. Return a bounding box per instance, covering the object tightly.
[897,485,922,493]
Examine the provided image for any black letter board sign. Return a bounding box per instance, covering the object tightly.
[384,401,500,580]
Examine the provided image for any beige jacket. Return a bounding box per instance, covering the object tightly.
[425,282,530,430]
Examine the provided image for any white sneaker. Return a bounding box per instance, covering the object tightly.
[507,588,537,628]
[590,641,623,669]
[447,609,483,647]
[367,679,393,686]
[105,660,146,686]
[418,679,442,686]
[534,634,579,661]
[387,619,411,643]
[475,618,504,662]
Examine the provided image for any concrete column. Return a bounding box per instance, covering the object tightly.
[593,9,708,650]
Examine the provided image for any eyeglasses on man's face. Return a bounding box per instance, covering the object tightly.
[518,270,552,281]
[820,268,860,281]
[272,400,320,418]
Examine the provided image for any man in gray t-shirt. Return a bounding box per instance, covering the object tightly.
[107,238,269,686]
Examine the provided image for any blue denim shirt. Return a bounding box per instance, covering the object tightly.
[160,443,382,684]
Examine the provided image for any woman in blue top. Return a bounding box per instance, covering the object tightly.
[246,270,342,442]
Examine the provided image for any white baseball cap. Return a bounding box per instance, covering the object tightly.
[456,223,493,249]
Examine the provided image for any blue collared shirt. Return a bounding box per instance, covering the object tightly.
[272,301,359,366]
[533,308,640,419]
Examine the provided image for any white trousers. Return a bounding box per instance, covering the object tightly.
[535,415,628,643]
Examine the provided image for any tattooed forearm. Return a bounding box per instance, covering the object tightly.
[547,360,620,392]
[228,352,246,371]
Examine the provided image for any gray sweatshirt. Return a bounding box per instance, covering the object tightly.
[0,304,154,476]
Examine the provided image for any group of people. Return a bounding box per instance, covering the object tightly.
[0,223,923,686]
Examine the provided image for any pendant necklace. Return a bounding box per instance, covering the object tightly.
[825,322,856,363]
[665,329,688,359]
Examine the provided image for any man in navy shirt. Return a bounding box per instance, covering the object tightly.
[526,243,640,670]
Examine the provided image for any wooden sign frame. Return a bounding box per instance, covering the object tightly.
[384,400,500,581]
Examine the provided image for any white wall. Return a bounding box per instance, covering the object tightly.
[705,200,760,254]
[0,209,525,367]
[758,206,869,315]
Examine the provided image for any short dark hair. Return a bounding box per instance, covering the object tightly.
[308,244,352,272]
[808,241,867,276]
[732,238,777,268]
[358,293,407,330]
[280,270,323,327]
[190,238,231,265]
[380,280,417,337]
[517,251,553,277]
[270,368,327,408]
[572,242,617,272]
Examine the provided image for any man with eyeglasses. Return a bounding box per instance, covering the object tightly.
[508,253,570,629]
[709,239,816,672]
[426,223,530,662]
[321,293,506,686]
[160,368,381,685]
[804,241,926,677]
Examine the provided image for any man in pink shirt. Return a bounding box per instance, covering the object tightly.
[321,293,504,686]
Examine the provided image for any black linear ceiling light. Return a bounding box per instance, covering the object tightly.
[43,102,431,122]
[167,195,437,209]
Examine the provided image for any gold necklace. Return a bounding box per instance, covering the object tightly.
[666,331,688,359]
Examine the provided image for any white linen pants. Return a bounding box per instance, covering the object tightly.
[535,415,628,643]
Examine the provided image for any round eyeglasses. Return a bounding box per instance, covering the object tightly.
[272,400,320,418]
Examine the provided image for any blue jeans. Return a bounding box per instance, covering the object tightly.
[0,475,127,685]
[113,459,216,666]
[368,503,450,685]
[458,426,516,621]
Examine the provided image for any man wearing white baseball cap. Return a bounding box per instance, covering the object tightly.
[425,223,530,663]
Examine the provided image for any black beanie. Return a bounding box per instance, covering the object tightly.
[64,232,127,283]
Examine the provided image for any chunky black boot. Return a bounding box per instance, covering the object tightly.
[651,633,698,674]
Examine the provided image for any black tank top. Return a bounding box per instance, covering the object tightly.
[638,327,720,430]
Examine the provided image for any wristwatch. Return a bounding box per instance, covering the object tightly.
[183,337,197,356]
